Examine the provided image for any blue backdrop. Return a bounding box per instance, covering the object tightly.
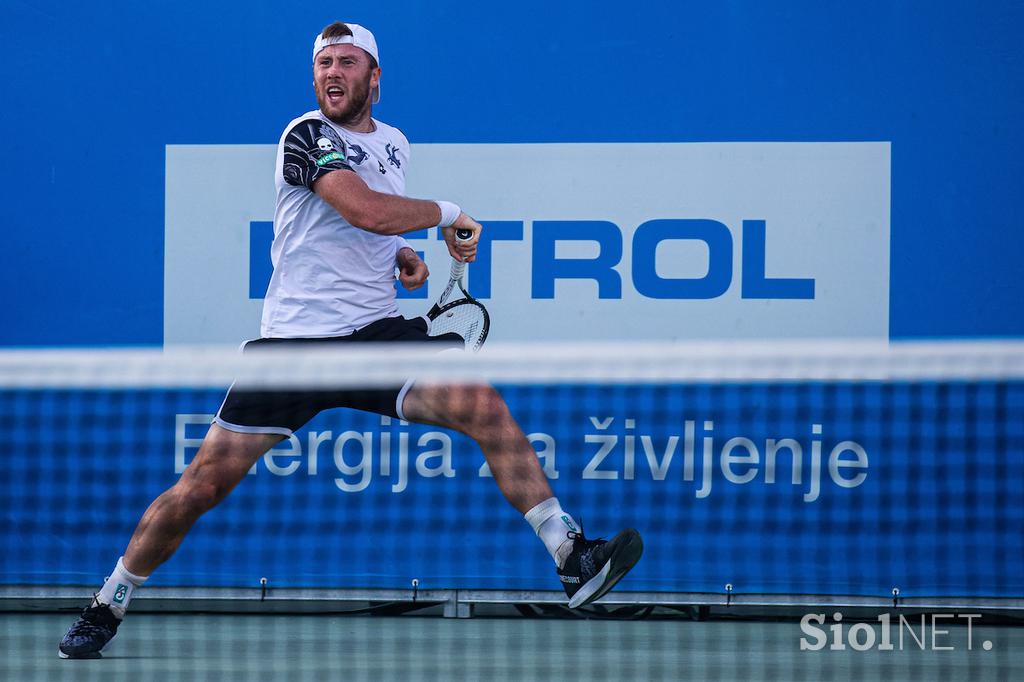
[2,2,1023,600]
[1,0,1022,346]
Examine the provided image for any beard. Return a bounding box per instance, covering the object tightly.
[315,74,372,126]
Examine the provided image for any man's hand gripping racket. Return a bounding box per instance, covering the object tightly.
[427,227,490,351]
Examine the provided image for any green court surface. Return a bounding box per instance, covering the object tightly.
[3,613,1020,681]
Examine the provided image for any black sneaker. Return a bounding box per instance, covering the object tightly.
[557,527,643,608]
[58,600,121,659]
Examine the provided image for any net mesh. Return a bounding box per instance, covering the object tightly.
[2,340,1022,680]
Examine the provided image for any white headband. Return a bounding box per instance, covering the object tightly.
[312,24,380,66]
[313,35,355,60]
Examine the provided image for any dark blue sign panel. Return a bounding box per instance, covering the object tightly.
[5,381,1021,598]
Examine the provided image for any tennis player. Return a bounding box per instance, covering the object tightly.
[59,21,642,659]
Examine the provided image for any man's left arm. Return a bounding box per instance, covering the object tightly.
[394,138,428,292]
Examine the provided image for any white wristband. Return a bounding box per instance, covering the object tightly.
[435,201,462,228]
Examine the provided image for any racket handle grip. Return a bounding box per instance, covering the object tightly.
[451,228,473,278]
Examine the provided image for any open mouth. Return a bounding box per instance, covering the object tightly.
[326,86,344,103]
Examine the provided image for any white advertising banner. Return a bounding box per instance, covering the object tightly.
[165,143,889,345]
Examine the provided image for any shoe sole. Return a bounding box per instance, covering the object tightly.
[58,648,103,659]
[568,529,644,608]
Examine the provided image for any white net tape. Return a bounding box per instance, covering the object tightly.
[1,340,1023,388]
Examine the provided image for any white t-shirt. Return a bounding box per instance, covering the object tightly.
[260,110,414,338]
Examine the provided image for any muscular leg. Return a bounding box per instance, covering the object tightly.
[401,382,553,514]
[403,382,643,609]
[122,424,282,576]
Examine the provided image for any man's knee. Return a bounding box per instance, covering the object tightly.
[449,385,512,433]
[173,477,227,515]
[171,425,277,513]
[174,449,246,513]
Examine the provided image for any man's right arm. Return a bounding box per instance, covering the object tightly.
[315,170,481,262]
[313,171,442,236]
[280,118,479,260]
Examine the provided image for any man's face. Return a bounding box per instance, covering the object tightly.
[313,43,380,125]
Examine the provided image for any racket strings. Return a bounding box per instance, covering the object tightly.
[429,301,488,350]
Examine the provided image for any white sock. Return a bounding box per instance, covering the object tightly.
[524,497,580,569]
[95,557,148,618]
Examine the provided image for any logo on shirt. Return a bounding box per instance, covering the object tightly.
[347,144,368,165]
[386,143,402,169]
[316,123,346,156]
[316,151,345,167]
[378,160,387,174]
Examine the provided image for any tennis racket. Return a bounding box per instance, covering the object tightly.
[426,228,490,351]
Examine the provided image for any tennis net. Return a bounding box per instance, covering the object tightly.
[1,340,1022,679]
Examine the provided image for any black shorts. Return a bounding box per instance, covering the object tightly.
[214,316,462,436]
